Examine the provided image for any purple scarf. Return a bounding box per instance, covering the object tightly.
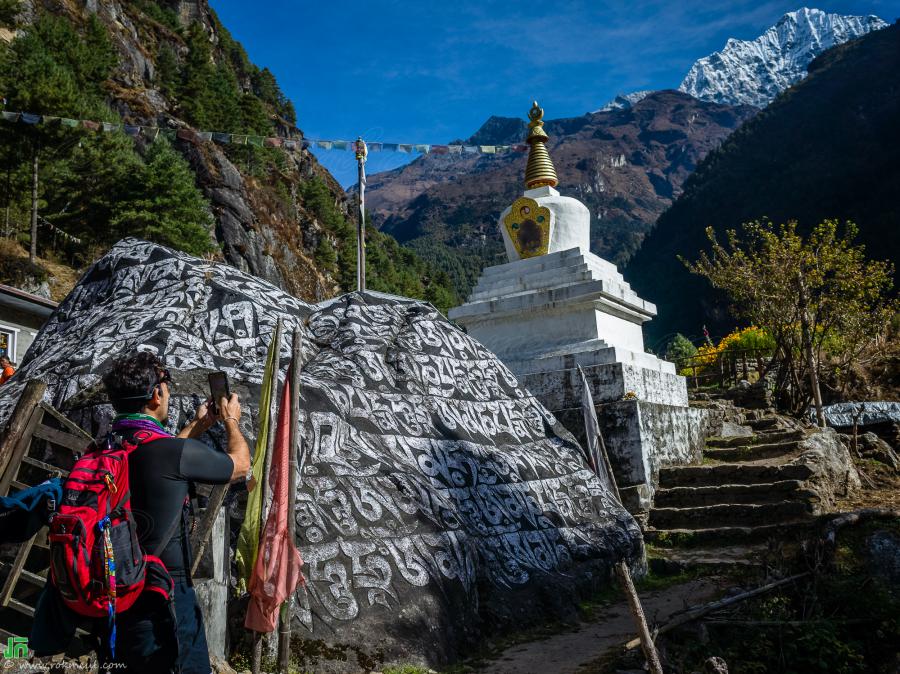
[111,415,173,437]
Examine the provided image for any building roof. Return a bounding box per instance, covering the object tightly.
[0,283,58,318]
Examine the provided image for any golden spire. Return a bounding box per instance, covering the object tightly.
[524,101,558,189]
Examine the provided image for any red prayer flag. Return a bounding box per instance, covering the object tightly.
[244,370,305,633]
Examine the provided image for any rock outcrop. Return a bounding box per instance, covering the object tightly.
[0,240,642,670]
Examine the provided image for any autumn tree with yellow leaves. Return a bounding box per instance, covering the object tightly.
[683,220,896,423]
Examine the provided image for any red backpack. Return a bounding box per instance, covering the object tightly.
[48,429,175,651]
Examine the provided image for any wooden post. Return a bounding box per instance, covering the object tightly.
[615,562,665,674]
[798,272,825,426]
[252,319,281,674]
[251,632,264,674]
[277,329,302,674]
[189,484,228,577]
[355,138,367,292]
[593,411,664,674]
[29,139,38,264]
[0,380,47,490]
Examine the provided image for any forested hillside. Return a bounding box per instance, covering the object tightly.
[0,0,456,309]
[627,21,900,346]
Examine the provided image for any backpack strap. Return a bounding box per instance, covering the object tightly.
[151,505,184,558]
[127,429,183,559]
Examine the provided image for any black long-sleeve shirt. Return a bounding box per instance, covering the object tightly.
[123,431,233,577]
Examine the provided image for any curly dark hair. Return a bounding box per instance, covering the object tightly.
[102,351,166,414]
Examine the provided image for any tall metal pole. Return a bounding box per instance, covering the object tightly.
[355,137,367,292]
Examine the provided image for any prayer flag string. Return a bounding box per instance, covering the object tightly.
[0,109,530,156]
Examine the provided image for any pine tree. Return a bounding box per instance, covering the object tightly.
[111,139,213,255]
[156,43,179,97]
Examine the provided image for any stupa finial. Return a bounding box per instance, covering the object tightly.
[524,101,558,189]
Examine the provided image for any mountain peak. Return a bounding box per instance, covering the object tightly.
[678,7,887,107]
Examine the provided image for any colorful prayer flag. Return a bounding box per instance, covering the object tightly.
[42,116,60,125]
[235,324,282,594]
[196,131,213,142]
[316,140,332,150]
[81,120,101,131]
[480,145,496,154]
[332,140,348,150]
[248,136,264,147]
[212,132,230,144]
[283,139,297,150]
[21,113,41,125]
[124,125,141,136]
[60,118,79,127]
[464,146,478,154]
[301,139,313,149]
[414,144,430,154]
[264,137,283,148]
[367,142,383,152]
[513,144,528,152]
[398,144,412,153]
[431,145,449,154]
[244,362,305,633]
[382,143,399,152]
[448,145,462,154]
[144,127,160,140]
[1,111,20,122]
[102,122,119,132]
[232,134,248,145]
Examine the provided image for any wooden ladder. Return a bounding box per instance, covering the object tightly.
[0,380,229,643]
[0,380,92,637]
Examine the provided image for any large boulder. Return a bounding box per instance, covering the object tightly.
[792,429,861,512]
[0,240,642,671]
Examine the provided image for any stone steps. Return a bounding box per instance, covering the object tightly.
[653,480,807,508]
[747,416,782,431]
[658,462,813,488]
[648,500,811,529]
[706,429,803,448]
[644,519,818,547]
[649,545,768,574]
[703,440,802,463]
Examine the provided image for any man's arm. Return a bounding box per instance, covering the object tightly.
[178,400,216,440]
[219,393,251,483]
[177,394,252,484]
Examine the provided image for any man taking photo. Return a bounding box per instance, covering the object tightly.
[32,350,252,673]
[101,351,252,673]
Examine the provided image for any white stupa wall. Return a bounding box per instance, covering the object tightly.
[449,162,704,509]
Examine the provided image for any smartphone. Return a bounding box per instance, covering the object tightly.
[208,371,230,415]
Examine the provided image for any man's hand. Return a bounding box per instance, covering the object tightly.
[219,393,242,427]
[178,399,218,439]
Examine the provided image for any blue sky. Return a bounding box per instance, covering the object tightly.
[210,1,899,187]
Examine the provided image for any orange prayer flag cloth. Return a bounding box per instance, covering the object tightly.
[244,371,305,633]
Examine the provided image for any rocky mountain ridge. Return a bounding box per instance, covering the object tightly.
[362,91,755,299]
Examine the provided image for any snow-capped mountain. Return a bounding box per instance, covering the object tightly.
[593,90,655,113]
[678,7,886,107]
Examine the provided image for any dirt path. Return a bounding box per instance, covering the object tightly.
[472,578,726,674]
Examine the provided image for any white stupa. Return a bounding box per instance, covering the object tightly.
[449,102,704,511]
[449,101,686,408]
